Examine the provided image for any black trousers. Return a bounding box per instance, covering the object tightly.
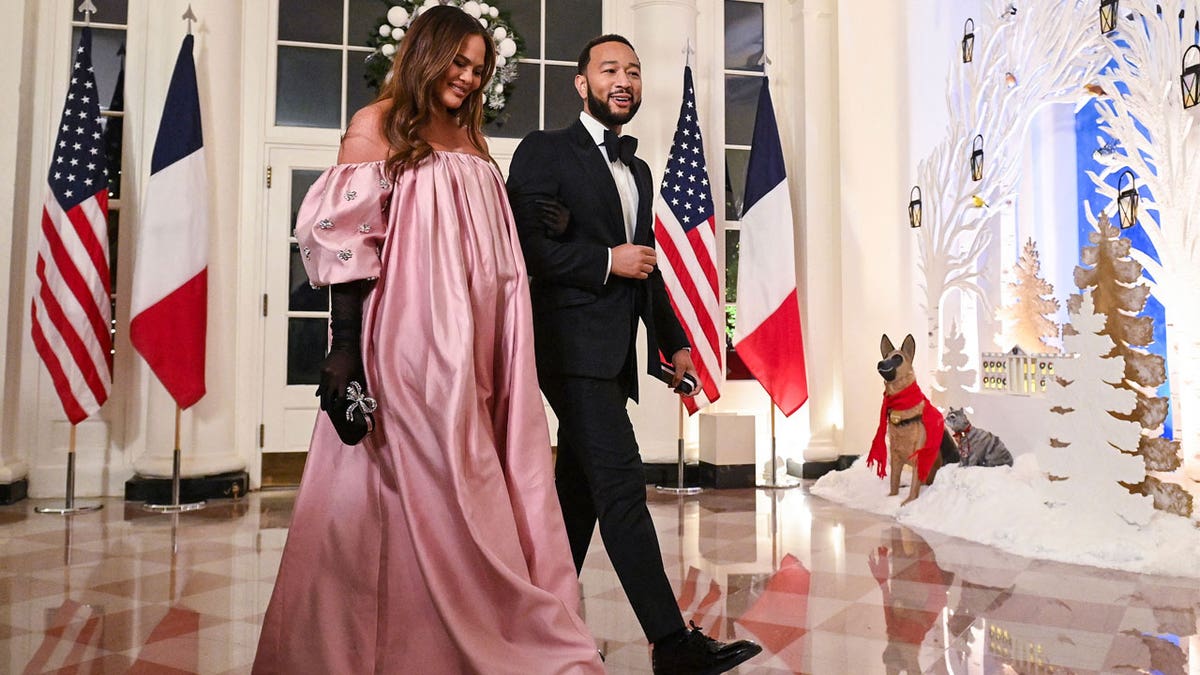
[540,373,685,643]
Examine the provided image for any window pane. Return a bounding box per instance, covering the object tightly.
[725,74,760,146]
[75,0,127,24]
[546,0,602,63]
[345,51,377,123]
[544,65,580,131]
[505,0,541,58]
[349,0,383,48]
[276,47,342,128]
[724,148,750,220]
[288,318,327,386]
[73,27,126,113]
[290,244,328,312]
[102,115,123,199]
[725,1,765,72]
[486,62,539,139]
[725,228,739,304]
[108,209,120,291]
[279,0,342,44]
[291,169,325,234]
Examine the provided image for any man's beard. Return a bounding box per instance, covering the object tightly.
[586,84,641,128]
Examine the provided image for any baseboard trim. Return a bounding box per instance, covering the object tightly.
[698,461,756,489]
[124,471,250,504]
[0,478,29,505]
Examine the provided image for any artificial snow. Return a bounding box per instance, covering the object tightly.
[811,455,1200,578]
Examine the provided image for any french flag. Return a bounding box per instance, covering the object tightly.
[129,34,207,409]
[732,77,808,416]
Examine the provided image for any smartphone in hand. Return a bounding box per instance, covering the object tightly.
[658,362,698,396]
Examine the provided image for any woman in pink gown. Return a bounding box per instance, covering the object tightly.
[253,7,604,674]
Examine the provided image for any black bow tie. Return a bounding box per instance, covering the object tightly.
[603,129,637,166]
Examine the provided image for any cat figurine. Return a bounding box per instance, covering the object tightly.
[944,408,1013,468]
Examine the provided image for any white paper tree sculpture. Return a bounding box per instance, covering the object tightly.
[917,0,1105,373]
[1085,0,1200,480]
[1074,214,1190,517]
[933,319,977,407]
[999,238,1061,353]
[1040,291,1153,526]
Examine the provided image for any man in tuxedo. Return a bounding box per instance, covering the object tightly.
[507,34,761,674]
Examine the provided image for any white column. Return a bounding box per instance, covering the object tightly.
[131,0,246,478]
[629,0,698,175]
[0,0,35,489]
[792,0,842,462]
[835,0,915,458]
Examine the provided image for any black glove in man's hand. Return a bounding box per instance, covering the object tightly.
[537,198,570,237]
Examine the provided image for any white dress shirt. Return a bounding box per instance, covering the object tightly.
[579,112,639,283]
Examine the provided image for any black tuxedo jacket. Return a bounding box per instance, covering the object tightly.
[507,119,688,401]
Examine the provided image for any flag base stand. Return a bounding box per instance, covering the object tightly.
[755,405,802,490]
[142,448,207,513]
[37,426,103,515]
[655,402,703,495]
[142,407,206,514]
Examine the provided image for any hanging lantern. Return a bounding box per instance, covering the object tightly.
[1100,0,1119,34]
[962,19,975,63]
[970,134,984,182]
[1182,45,1200,108]
[908,186,922,229]
[1117,169,1138,229]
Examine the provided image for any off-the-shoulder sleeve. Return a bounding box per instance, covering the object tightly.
[295,161,391,286]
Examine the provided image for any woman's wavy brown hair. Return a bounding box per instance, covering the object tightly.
[376,5,496,177]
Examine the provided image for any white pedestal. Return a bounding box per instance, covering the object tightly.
[699,413,756,466]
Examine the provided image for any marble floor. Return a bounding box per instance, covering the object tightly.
[1,486,1197,674]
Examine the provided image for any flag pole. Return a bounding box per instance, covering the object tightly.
[657,398,702,495]
[143,404,206,513]
[36,424,103,514]
[756,399,800,489]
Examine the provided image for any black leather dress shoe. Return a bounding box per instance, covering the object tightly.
[651,622,763,675]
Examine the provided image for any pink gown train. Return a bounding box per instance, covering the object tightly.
[253,152,604,674]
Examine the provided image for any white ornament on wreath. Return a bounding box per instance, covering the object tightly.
[365,0,525,123]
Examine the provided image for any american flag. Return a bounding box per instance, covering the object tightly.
[653,65,722,413]
[31,28,113,425]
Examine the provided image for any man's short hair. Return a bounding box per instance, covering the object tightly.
[577,34,636,75]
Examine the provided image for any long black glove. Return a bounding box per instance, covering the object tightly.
[537,198,570,238]
[316,280,376,445]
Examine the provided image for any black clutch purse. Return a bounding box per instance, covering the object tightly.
[329,380,377,445]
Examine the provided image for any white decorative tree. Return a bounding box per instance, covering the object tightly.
[1039,292,1153,526]
[933,319,976,408]
[999,238,1061,353]
[1085,0,1200,480]
[917,0,1105,373]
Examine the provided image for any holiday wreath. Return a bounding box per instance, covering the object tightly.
[365,0,525,123]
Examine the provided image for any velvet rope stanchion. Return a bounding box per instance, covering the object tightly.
[35,425,103,515]
[756,403,800,489]
[656,399,702,495]
[142,406,206,514]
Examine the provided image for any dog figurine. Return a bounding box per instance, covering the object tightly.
[867,334,957,504]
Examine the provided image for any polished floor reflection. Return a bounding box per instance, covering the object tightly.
[1,487,1197,673]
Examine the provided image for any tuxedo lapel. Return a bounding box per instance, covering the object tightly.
[567,120,627,243]
[632,160,654,245]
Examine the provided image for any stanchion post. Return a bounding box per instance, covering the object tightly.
[36,424,103,515]
[656,399,702,495]
[143,405,207,513]
[757,402,800,489]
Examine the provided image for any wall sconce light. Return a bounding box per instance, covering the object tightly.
[970,135,984,182]
[908,186,922,228]
[1117,169,1138,229]
[1100,0,1119,33]
[962,19,975,63]
[1182,44,1200,108]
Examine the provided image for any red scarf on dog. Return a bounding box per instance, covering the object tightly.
[867,381,943,483]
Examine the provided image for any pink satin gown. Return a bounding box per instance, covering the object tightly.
[253,152,604,674]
